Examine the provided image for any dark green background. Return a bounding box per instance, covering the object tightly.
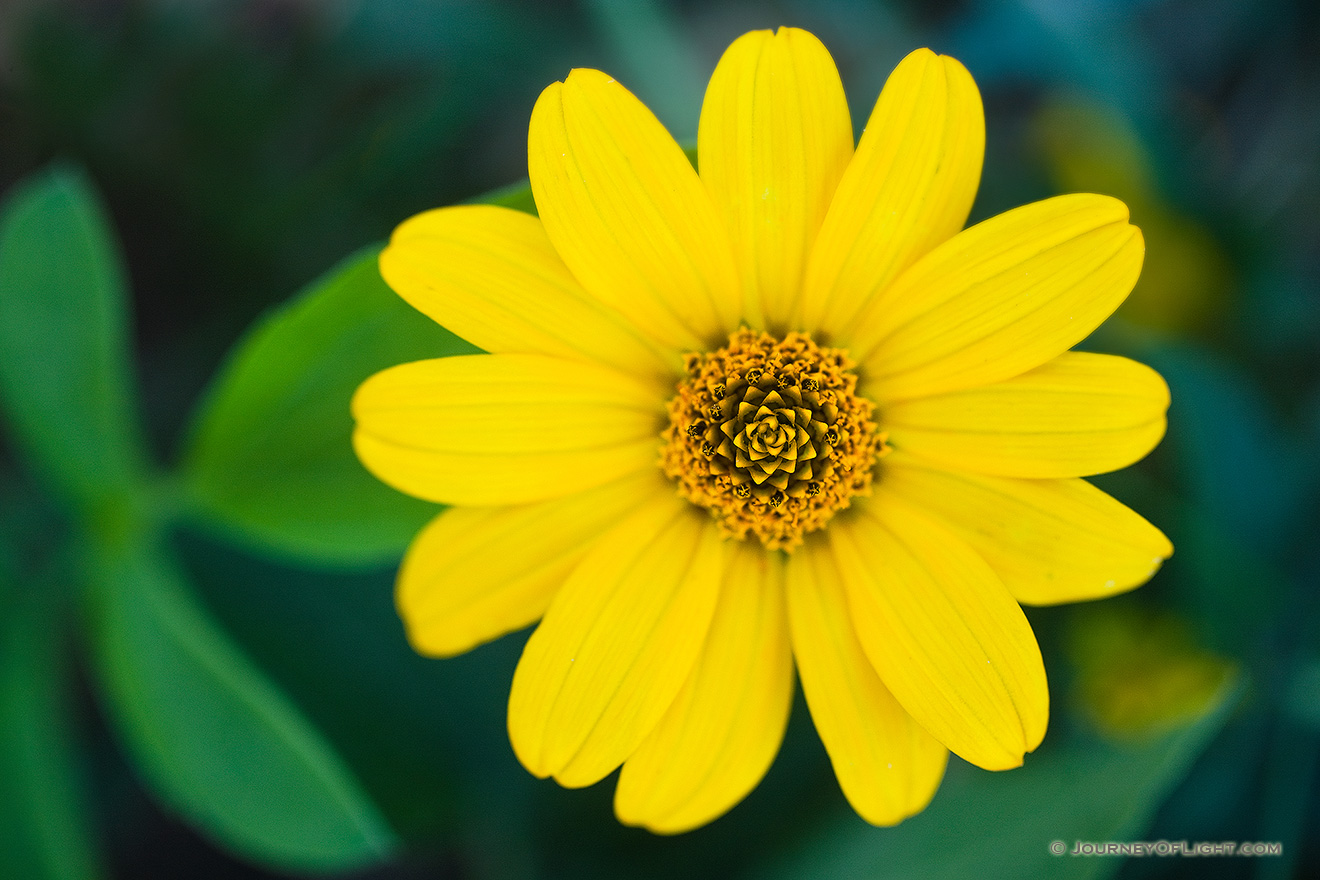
[0,1,1317,878]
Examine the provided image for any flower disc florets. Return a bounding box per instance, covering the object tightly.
[661,329,886,550]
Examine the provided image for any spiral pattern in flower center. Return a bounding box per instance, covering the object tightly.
[660,329,887,550]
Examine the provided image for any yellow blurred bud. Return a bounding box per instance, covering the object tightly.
[1034,97,1232,335]
[1068,604,1235,739]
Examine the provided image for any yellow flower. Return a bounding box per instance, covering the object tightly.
[352,28,1173,833]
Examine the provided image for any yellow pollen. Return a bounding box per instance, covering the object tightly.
[660,329,888,550]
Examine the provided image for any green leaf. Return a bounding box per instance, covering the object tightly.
[475,179,537,214]
[0,596,105,880]
[0,165,148,513]
[85,541,398,873]
[180,246,477,566]
[761,676,1241,880]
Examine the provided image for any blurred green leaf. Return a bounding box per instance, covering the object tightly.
[0,596,105,880]
[761,676,1240,880]
[180,246,476,566]
[476,179,537,214]
[86,540,398,873]
[0,165,148,514]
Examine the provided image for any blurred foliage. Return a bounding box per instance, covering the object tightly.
[181,246,476,566]
[0,165,401,875]
[0,0,1317,879]
[0,165,146,517]
[1034,97,1234,336]
[0,593,103,880]
[764,675,1241,880]
[88,540,397,872]
[1067,605,1235,738]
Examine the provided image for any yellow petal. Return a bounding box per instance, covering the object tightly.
[884,351,1170,477]
[615,541,793,833]
[830,495,1049,770]
[381,204,677,389]
[507,490,725,787]
[785,539,948,825]
[798,48,983,341]
[697,27,853,330]
[879,455,1173,606]
[529,69,741,354]
[397,472,666,657]
[853,194,1144,401]
[352,354,661,506]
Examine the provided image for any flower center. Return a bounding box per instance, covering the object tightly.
[660,329,887,550]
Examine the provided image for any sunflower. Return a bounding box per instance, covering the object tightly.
[352,27,1172,833]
